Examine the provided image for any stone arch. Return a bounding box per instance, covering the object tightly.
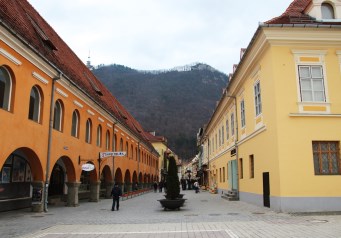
[0,147,43,211]
[114,167,123,184]
[138,172,143,184]
[124,169,131,192]
[101,165,112,182]
[100,165,113,198]
[132,171,138,183]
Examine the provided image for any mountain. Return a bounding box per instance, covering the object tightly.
[93,63,228,160]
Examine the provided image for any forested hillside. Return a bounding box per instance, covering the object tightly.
[93,63,228,160]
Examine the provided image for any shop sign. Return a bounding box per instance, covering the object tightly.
[82,163,95,171]
[99,151,126,159]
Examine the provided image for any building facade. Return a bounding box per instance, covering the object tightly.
[0,0,159,212]
[200,0,341,212]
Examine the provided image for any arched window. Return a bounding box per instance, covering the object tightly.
[97,125,102,147]
[105,130,110,150]
[113,134,117,151]
[71,110,79,138]
[126,142,129,157]
[322,2,335,19]
[135,148,138,161]
[53,100,63,131]
[85,119,92,143]
[131,145,133,159]
[0,66,12,111]
[120,138,123,151]
[28,86,41,122]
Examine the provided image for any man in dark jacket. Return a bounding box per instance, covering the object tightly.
[111,184,122,211]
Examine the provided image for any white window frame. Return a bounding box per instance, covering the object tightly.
[221,125,224,144]
[71,110,79,138]
[292,50,330,113]
[28,86,41,123]
[226,119,229,140]
[231,113,235,136]
[254,81,262,117]
[298,65,326,103]
[106,130,110,150]
[240,99,246,128]
[0,66,12,111]
[53,100,63,131]
[85,119,92,143]
[97,125,102,147]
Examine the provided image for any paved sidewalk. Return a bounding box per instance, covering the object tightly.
[0,189,340,237]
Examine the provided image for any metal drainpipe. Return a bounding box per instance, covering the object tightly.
[44,72,61,212]
[232,96,239,198]
[137,141,140,185]
[207,136,210,187]
[112,122,117,183]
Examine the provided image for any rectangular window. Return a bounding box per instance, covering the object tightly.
[219,168,222,182]
[249,155,254,178]
[239,158,243,179]
[241,99,246,128]
[231,113,235,136]
[254,81,262,116]
[223,167,226,182]
[222,126,224,144]
[215,134,217,150]
[298,65,325,102]
[226,119,229,140]
[313,141,340,175]
[219,129,221,147]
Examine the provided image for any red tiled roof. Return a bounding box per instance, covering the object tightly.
[0,0,153,149]
[143,132,167,143]
[265,0,312,24]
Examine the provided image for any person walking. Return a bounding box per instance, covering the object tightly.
[194,180,199,193]
[158,180,163,192]
[111,183,122,211]
[153,181,158,192]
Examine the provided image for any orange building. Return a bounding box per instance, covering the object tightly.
[0,0,159,212]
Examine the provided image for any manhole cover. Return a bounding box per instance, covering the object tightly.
[201,200,208,202]
[308,219,328,223]
[227,213,239,215]
[31,215,44,218]
[100,209,107,210]
[252,212,265,215]
[184,214,198,216]
[209,214,221,216]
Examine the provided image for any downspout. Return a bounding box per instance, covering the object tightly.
[137,141,140,185]
[231,96,239,198]
[207,136,210,187]
[44,72,61,212]
[112,122,117,183]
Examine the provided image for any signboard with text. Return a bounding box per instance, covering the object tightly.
[100,151,126,159]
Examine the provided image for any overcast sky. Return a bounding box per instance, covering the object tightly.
[28,0,292,74]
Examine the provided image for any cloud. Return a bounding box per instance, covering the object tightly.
[29,0,293,74]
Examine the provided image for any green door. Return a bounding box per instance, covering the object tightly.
[228,160,238,190]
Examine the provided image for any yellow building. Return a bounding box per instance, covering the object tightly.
[143,131,168,181]
[201,0,341,212]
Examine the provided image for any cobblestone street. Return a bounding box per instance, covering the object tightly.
[0,190,340,238]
